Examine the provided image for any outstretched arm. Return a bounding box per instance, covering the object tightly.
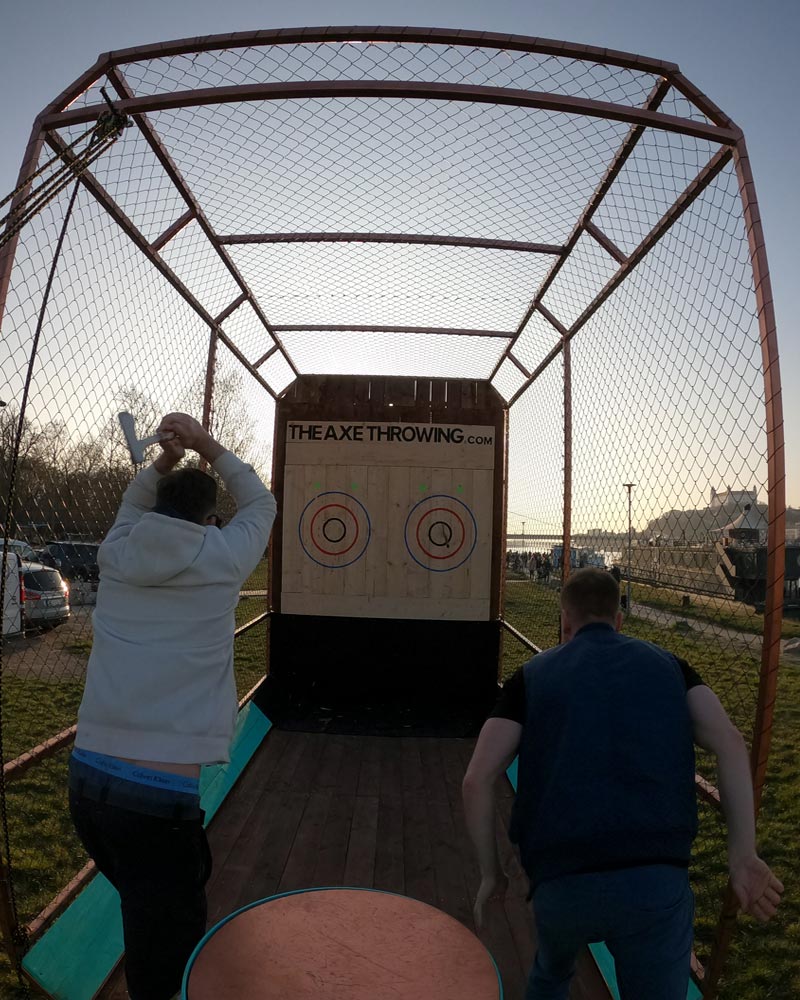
[462,717,522,928]
[687,685,783,922]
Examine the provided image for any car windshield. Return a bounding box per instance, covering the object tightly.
[9,541,37,559]
[51,544,97,558]
[0,538,36,562]
[24,570,63,592]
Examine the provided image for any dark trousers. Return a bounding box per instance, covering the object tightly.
[69,788,212,1000]
[528,865,694,1000]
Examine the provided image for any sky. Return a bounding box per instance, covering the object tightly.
[0,0,797,510]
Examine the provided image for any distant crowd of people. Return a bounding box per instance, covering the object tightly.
[507,549,553,581]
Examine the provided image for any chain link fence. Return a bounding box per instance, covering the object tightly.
[0,28,785,999]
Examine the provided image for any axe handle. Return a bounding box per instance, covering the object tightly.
[138,431,175,447]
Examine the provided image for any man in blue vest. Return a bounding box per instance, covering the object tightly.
[463,568,782,999]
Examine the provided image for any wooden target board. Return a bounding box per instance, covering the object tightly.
[281,421,496,620]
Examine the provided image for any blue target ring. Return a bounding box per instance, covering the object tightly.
[404,495,478,573]
[299,491,372,569]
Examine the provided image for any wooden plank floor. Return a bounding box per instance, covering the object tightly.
[98,731,612,1000]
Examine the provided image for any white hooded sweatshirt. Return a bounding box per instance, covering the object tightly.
[75,451,277,764]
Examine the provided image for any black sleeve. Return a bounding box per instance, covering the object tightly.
[675,656,705,690]
[489,668,526,725]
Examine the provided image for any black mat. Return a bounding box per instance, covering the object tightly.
[255,674,492,738]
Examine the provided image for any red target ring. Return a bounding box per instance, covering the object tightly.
[415,507,466,560]
[404,494,477,573]
[309,503,360,557]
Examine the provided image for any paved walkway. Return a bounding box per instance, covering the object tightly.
[507,579,795,658]
[627,600,773,655]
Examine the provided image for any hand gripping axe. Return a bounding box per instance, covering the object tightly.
[118,412,174,465]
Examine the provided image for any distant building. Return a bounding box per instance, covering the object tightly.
[719,504,767,544]
[709,486,758,510]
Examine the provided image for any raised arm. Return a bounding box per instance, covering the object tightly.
[105,435,185,539]
[158,413,276,580]
[687,685,783,922]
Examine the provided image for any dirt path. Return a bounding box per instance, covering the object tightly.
[627,600,793,657]
[1,607,92,681]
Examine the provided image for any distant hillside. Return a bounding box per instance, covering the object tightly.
[642,503,769,543]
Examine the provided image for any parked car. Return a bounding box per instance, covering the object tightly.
[38,542,100,588]
[3,538,39,562]
[0,544,24,638]
[21,561,70,630]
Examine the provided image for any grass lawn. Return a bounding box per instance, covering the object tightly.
[0,574,796,999]
[631,580,800,640]
[0,604,270,999]
[503,580,800,999]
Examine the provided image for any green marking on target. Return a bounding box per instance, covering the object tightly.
[419,483,428,492]
[313,482,322,490]
[457,484,464,493]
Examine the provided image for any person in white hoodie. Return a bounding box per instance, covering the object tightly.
[69,413,277,1000]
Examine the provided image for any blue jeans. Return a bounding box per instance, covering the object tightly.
[527,865,694,1000]
[69,757,211,1000]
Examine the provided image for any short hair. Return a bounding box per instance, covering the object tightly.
[561,567,620,621]
[155,468,217,525]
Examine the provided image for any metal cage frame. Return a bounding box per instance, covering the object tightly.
[0,26,785,999]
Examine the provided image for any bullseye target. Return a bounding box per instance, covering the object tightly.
[299,492,371,568]
[404,495,478,573]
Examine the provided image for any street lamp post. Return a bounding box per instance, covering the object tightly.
[623,483,636,612]
[521,521,525,551]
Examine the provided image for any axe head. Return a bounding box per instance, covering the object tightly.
[118,412,146,464]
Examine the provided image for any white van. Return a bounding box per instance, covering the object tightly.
[1,545,24,639]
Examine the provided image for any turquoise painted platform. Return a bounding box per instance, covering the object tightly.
[505,760,701,1000]
[22,700,272,1000]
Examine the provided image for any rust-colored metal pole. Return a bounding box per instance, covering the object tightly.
[490,77,672,384]
[217,231,565,255]
[199,326,218,472]
[106,67,300,380]
[508,147,733,407]
[734,136,786,810]
[0,118,45,330]
[561,337,572,588]
[702,134,786,1000]
[100,26,682,79]
[43,80,739,146]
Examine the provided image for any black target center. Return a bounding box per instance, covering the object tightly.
[322,517,347,543]
[428,520,453,548]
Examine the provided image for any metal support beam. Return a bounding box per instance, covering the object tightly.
[106,67,299,379]
[490,77,673,384]
[535,303,569,338]
[218,232,565,255]
[150,208,195,253]
[253,344,280,369]
[699,134,787,1000]
[214,292,247,326]
[562,337,572,586]
[271,324,513,339]
[584,219,628,265]
[100,27,682,80]
[3,726,76,783]
[0,118,46,331]
[508,146,734,406]
[507,352,531,379]
[43,131,277,400]
[42,80,739,146]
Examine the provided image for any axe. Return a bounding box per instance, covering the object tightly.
[118,412,175,465]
